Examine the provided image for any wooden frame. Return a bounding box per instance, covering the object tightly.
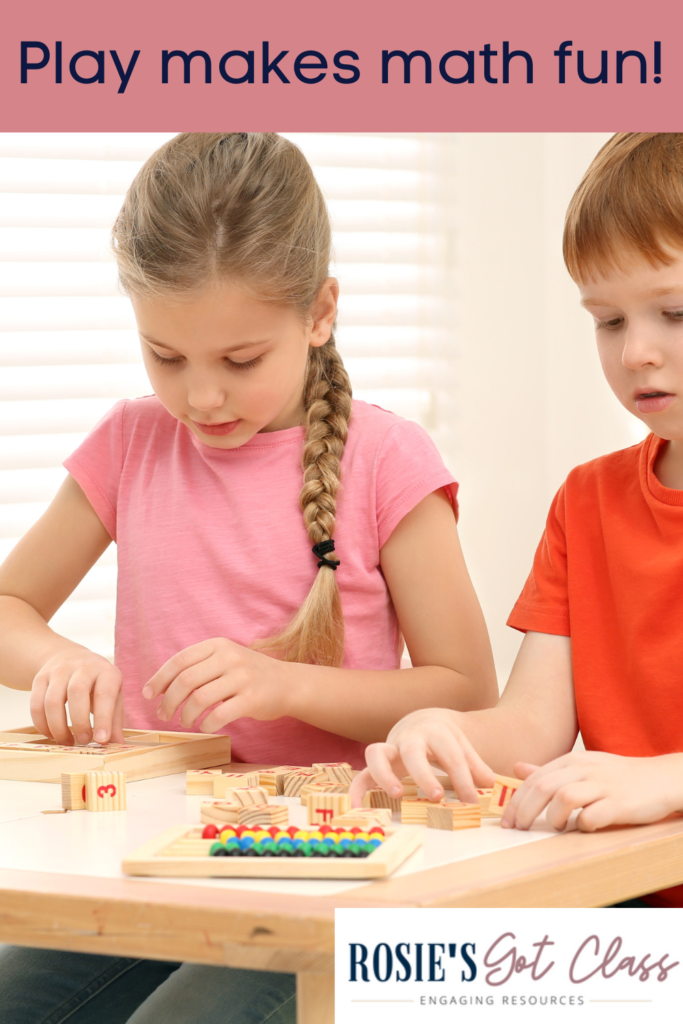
[122,823,423,879]
[0,727,231,783]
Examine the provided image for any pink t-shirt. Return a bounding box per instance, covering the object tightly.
[64,396,458,767]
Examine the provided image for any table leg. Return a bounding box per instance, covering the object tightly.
[297,971,334,1024]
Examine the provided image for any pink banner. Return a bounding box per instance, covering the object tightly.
[0,0,678,130]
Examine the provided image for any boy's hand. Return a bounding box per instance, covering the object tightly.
[502,751,680,832]
[30,650,124,746]
[349,708,495,807]
[142,638,293,731]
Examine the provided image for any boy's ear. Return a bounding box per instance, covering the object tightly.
[309,278,339,348]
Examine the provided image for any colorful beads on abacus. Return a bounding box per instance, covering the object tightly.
[208,826,385,857]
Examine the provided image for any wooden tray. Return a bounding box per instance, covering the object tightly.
[0,727,231,783]
[122,823,423,879]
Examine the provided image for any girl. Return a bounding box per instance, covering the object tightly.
[0,133,497,1022]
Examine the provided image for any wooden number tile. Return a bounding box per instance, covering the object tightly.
[362,787,401,813]
[489,774,523,817]
[330,807,392,829]
[61,772,87,810]
[200,801,238,825]
[282,770,327,797]
[212,772,260,797]
[401,797,444,825]
[185,769,222,795]
[238,804,289,828]
[299,782,349,800]
[312,761,354,785]
[476,788,496,816]
[304,791,351,826]
[84,771,127,811]
[427,801,481,831]
[399,776,419,798]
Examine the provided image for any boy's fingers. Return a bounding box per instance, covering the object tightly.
[91,668,123,744]
[545,782,600,832]
[514,761,541,780]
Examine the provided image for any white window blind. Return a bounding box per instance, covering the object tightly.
[0,132,457,661]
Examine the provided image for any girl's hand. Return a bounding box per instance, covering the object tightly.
[142,638,293,731]
[502,751,680,832]
[30,649,124,746]
[349,707,495,807]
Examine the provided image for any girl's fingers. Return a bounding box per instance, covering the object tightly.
[91,667,123,743]
[156,655,224,721]
[67,669,96,744]
[426,734,480,803]
[111,691,126,744]
[29,675,51,739]
[43,674,75,745]
[513,761,541,780]
[198,694,251,733]
[363,743,408,798]
[143,641,214,698]
[179,678,237,728]
[349,767,378,807]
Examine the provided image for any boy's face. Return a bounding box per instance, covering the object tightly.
[580,251,683,441]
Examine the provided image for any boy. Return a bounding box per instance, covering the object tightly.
[351,132,683,908]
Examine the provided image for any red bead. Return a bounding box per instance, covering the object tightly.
[234,825,246,837]
[287,826,299,837]
[319,825,332,835]
[202,824,219,839]
[267,826,280,837]
[350,827,362,835]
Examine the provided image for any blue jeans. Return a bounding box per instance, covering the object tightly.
[0,946,296,1024]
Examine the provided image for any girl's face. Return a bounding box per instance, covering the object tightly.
[131,279,338,448]
[579,250,683,441]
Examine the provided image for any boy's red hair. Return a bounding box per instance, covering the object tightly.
[564,133,683,282]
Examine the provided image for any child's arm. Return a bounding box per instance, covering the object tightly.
[143,489,500,741]
[0,475,123,744]
[350,630,577,804]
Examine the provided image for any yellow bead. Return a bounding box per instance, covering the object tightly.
[274,831,289,841]
[309,831,323,841]
[254,830,270,842]
[357,832,369,841]
[340,831,354,841]
[242,829,256,839]
[328,833,340,843]
[294,830,308,840]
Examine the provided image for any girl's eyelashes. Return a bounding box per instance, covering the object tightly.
[149,350,264,371]
[663,309,683,320]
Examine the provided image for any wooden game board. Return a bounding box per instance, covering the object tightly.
[0,727,231,783]
[122,823,423,879]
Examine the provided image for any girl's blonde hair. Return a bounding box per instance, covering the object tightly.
[564,132,683,282]
[112,133,351,667]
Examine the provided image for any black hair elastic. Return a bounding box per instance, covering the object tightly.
[312,539,339,570]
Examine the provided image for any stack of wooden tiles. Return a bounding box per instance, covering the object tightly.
[400,797,444,825]
[200,787,269,825]
[312,762,354,785]
[282,769,327,797]
[426,801,481,831]
[258,766,306,796]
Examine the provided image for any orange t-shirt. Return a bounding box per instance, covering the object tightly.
[508,433,683,908]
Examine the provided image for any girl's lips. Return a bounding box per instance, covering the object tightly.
[192,419,241,436]
[634,393,675,414]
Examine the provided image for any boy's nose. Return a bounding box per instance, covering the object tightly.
[621,329,663,369]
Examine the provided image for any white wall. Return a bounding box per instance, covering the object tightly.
[453,133,645,686]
